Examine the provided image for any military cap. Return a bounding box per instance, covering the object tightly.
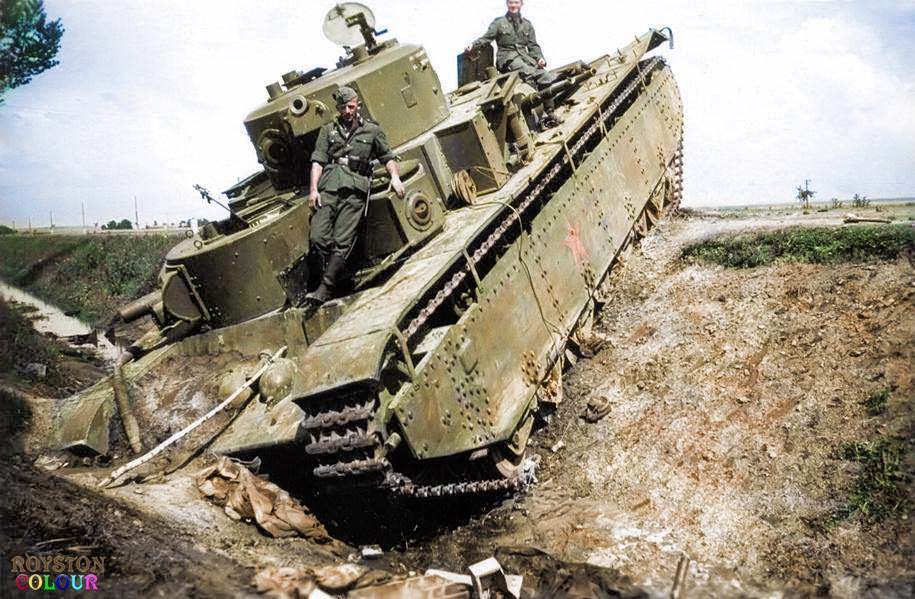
[333,86,359,107]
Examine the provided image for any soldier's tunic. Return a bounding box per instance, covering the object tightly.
[309,116,395,257]
[472,12,558,89]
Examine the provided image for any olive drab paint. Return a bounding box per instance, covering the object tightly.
[53,6,683,498]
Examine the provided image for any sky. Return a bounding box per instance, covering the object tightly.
[1,0,913,227]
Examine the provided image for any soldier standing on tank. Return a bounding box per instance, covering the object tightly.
[304,86,405,306]
[465,0,560,127]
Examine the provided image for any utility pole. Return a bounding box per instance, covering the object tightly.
[134,196,140,230]
[49,210,54,229]
[28,217,32,233]
[81,201,87,233]
[795,179,815,209]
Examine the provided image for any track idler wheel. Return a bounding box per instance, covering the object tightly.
[493,446,528,479]
[493,412,534,478]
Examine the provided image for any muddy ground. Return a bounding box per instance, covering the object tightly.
[2,209,912,597]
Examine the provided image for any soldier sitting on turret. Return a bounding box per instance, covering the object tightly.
[304,86,405,307]
[465,0,560,127]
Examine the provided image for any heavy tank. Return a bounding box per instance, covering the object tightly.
[55,4,683,499]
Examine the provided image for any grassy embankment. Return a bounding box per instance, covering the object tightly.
[685,225,914,529]
[0,234,176,324]
[681,224,915,268]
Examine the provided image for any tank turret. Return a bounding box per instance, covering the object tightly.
[243,3,450,192]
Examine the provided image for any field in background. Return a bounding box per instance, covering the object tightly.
[0,234,178,324]
[690,199,915,218]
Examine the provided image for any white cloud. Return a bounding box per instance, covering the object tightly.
[1,0,913,226]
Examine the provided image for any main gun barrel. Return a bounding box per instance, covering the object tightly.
[118,291,160,323]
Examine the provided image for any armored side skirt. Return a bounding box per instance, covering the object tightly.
[391,63,683,459]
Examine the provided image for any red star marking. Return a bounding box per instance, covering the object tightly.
[564,219,589,265]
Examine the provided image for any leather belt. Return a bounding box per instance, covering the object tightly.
[335,156,373,176]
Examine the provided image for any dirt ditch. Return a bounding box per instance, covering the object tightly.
[2,211,912,597]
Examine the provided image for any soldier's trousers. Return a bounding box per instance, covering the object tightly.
[309,188,365,258]
[502,56,558,89]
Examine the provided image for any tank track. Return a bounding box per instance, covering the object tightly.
[303,389,538,496]
[303,391,385,479]
[403,56,668,342]
[302,56,681,498]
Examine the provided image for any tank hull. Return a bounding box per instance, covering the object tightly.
[395,60,682,460]
[54,28,684,499]
[277,56,683,493]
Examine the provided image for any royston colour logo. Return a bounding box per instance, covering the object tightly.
[9,554,105,592]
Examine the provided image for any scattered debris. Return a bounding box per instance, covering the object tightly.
[360,545,383,559]
[9,212,915,597]
[468,557,522,599]
[313,564,371,592]
[252,564,415,598]
[493,546,644,597]
[843,213,891,224]
[424,569,472,587]
[582,394,613,422]
[349,574,470,598]
[96,346,286,488]
[24,362,48,379]
[197,456,331,541]
[33,454,68,471]
[297,557,523,599]
[253,566,319,598]
[111,363,143,454]
[670,554,691,599]
[550,440,565,453]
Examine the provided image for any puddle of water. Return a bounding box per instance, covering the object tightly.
[0,280,120,363]
[1,281,90,337]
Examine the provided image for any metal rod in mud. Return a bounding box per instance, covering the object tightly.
[111,363,143,454]
[97,345,287,488]
[670,553,690,599]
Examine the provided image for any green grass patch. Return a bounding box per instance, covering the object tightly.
[863,388,891,416]
[682,225,915,268]
[0,234,176,323]
[813,437,912,530]
[0,225,15,235]
[0,235,86,283]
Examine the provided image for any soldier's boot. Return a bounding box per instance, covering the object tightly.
[297,250,327,307]
[304,252,346,307]
[540,96,561,129]
[311,249,328,288]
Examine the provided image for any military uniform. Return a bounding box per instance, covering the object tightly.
[472,12,558,90]
[309,116,395,259]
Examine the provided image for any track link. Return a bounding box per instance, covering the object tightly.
[300,389,537,496]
